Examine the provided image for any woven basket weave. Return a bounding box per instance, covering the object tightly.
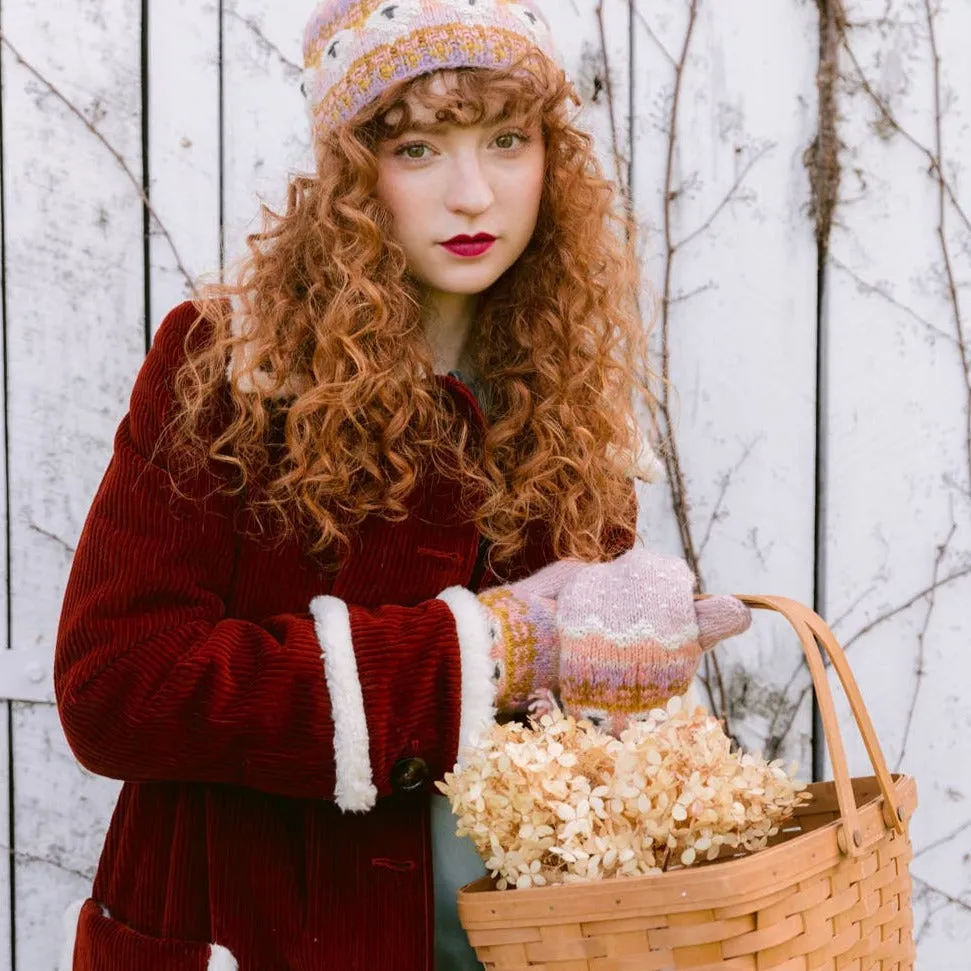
[457,595,918,970]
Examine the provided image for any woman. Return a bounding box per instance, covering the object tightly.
[55,2,746,968]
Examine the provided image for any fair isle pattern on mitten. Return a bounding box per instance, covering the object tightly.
[556,549,750,734]
[477,587,558,712]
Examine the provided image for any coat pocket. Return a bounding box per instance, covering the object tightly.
[63,898,239,971]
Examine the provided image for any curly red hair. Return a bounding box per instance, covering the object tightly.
[173,55,654,570]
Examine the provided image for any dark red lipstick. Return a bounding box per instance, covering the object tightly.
[441,233,496,258]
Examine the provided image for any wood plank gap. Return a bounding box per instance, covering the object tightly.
[0,15,17,965]
[142,0,152,353]
[811,7,829,786]
[5,706,13,971]
[626,0,634,204]
[219,0,226,278]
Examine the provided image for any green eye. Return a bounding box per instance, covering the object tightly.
[496,133,525,150]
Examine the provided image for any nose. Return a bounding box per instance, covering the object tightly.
[443,151,494,216]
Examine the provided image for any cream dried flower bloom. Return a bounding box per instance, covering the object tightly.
[437,697,811,889]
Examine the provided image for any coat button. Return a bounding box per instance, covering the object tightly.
[390,757,429,794]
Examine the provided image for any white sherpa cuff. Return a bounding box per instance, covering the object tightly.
[435,586,497,758]
[312,589,497,814]
[311,595,379,813]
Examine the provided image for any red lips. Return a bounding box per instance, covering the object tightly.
[443,233,496,245]
[440,234,497,258]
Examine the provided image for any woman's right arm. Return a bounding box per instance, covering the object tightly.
[55,303,495,812]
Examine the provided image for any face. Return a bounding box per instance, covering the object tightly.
[373,74,546,299]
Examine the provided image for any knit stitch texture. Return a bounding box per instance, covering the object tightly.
[555,548,751,733]
[302,0,564,136]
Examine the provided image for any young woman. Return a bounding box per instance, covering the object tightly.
[54,2,747,968]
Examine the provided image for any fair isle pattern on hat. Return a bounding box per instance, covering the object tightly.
[302,0,563,136]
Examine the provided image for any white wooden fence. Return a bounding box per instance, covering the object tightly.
[0,1,968,968]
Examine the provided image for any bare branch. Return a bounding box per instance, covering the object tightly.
[630,4,677,68]
[669,282,716,305]
[830,256,957,346]
[914,817,971,860]
[842,564,971,652]
[921,0,971,494]
[674,143,775,253]
[595,3,631,216]
[765,558,971,756]
[0,33,195,294]
[839,30,971,240]
[225,9,302,78]
[697,438,761,560]
[0,844,95,882]
[912,876,971,914]
[897,506,957,769]
[28,521,76,555]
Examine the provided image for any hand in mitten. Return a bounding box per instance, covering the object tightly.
[476,559,587,714]
[553,548,751,734]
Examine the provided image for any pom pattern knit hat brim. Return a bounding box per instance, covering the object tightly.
[302,0,567,138]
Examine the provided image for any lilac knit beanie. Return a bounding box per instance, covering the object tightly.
[302,0,566,138]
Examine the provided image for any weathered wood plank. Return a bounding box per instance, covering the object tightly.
[824,0,971,963]
[222,0,311,270]
[0,710,10,971]
[11,707,117,971]
[631,0,820,768]
[2,0,145,965]
[0,41,12,966]
[148,0,222,333]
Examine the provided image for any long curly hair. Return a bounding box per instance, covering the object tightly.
[173,54,654,570]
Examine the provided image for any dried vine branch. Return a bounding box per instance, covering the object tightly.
[28,521,76,556]
[921,0,971,495]
[913,816,971,860]
[763,557,971,761]
[594,3,631,217]
[831,2,971,492]
[896,507,956,770]
[806,0,844,262]
[594,1,777,735]
[0,33,195,295]
[226,9,302,78]
[656,0,703,583]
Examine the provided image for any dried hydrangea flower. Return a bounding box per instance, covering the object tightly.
[437,697,811,889]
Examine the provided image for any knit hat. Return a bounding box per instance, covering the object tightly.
[302,0,565,138]
[554,549,752,734]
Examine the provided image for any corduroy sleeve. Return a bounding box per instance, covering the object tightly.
[54,303,495,811]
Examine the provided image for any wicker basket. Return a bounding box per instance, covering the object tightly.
[457,595,918,970]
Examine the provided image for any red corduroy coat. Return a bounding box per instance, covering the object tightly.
[55,302,634,970]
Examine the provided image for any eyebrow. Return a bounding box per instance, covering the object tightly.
[398,119,451,135]
[392,112,534,137]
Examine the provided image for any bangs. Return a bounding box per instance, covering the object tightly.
[356,58,565,143]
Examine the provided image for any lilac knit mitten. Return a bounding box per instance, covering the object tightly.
[553,548,751,733]
[477,559,587,714]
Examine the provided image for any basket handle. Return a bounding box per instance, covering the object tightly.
[724,595,906,856]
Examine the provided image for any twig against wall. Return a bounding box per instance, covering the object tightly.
[762,554,971,761]
[225,9,302,78]
[598,1,774,736]
[0,33,195,295]
[834,2,971,494]
[764,0,971,775]
[896,504,957,770]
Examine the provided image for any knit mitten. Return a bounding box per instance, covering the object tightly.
[554,548,751,734]
[477,559,587,714]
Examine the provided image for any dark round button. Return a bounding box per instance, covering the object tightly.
[390,757,429,794]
